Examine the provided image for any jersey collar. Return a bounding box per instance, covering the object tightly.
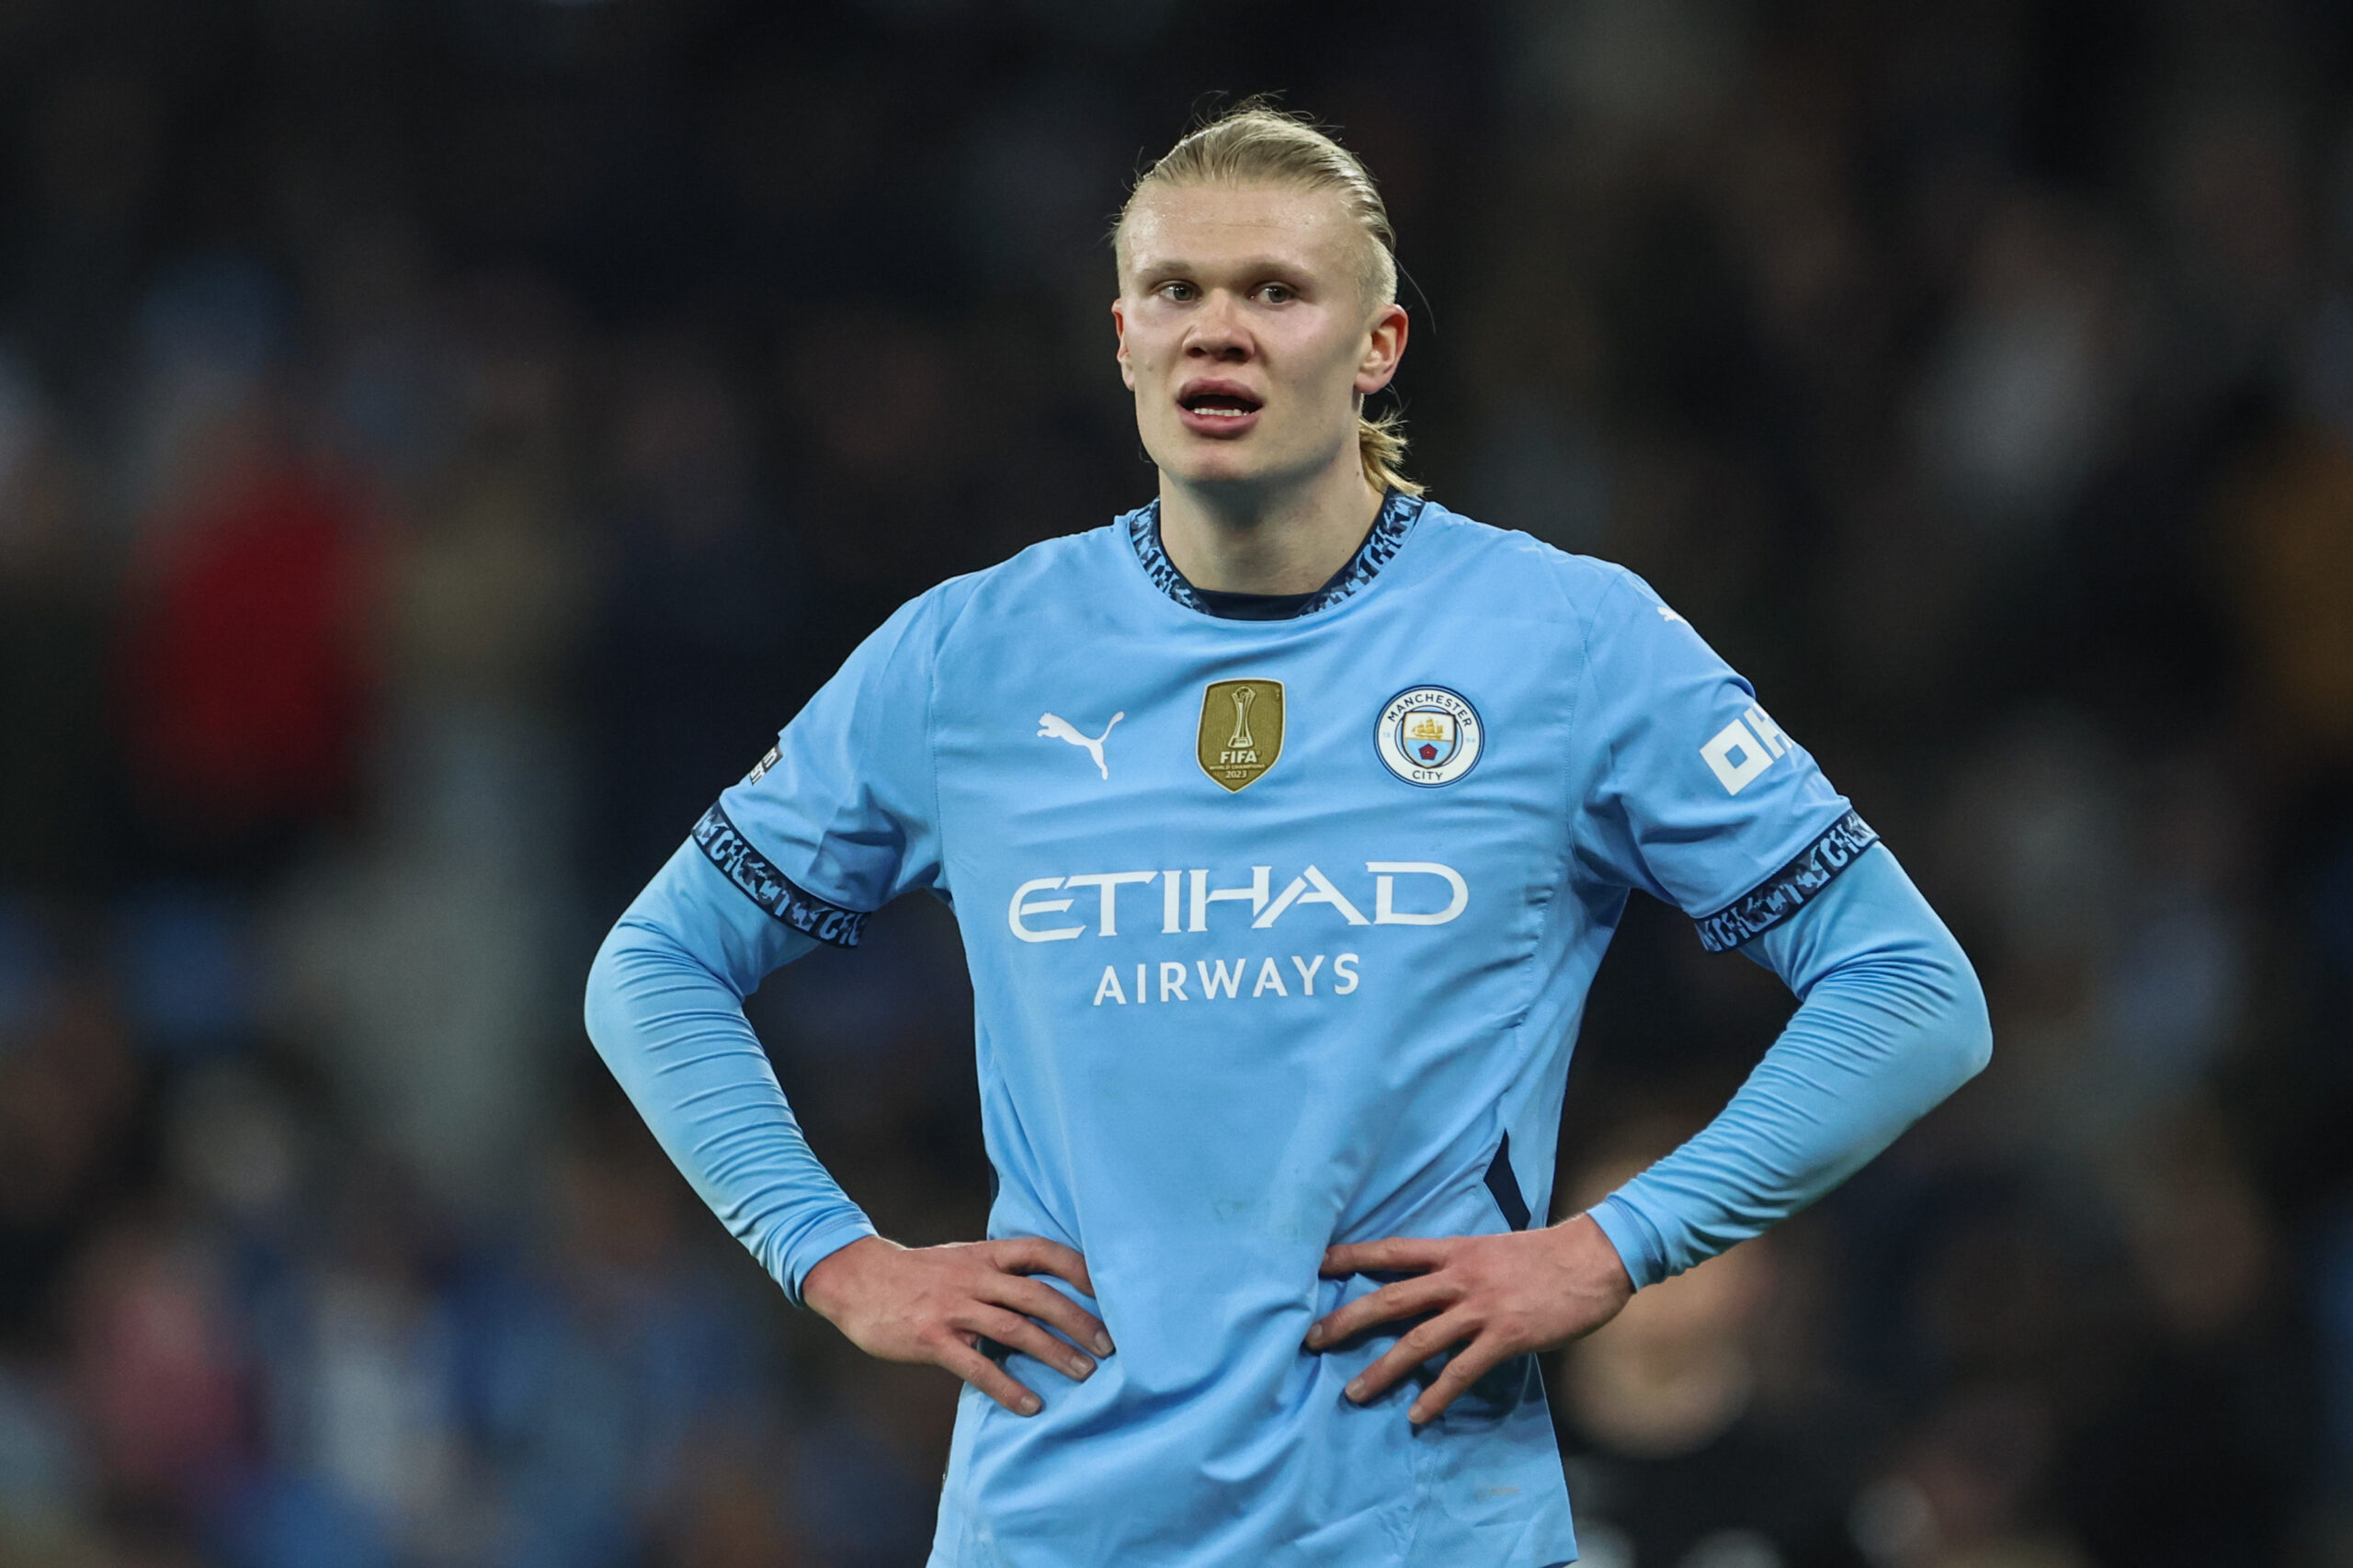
[1126,490,1427,619]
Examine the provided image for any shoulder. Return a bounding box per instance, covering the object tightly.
[876,514,1142,653]
[957,516,1138,603]
[1407,499,1663,631]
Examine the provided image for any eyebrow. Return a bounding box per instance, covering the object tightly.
[1131,255,1319,280]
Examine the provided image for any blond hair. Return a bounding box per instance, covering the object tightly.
[1115,102,1423,499]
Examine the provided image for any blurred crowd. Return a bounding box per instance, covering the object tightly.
[1,1,2350,1565]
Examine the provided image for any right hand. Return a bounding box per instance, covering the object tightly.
[801,1233,1112,1415]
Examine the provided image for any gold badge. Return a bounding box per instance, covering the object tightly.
[1197,679,1285,791]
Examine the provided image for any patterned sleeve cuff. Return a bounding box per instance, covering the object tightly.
[1692,810,1880,953]
[692,805,870,948]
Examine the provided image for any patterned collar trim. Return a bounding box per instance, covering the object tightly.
[1126,491,1427,619]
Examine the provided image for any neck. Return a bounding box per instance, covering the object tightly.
[1157,450,1387,596]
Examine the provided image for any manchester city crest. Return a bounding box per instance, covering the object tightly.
[1377,686,1483,786]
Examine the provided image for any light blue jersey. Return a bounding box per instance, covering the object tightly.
[672,494,1881,1563]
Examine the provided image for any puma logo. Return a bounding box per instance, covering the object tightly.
[1038,711,1124,780]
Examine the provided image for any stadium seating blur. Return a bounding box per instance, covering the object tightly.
[1,3,2350,1564]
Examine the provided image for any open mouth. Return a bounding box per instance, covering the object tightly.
[1179,392,1264,420]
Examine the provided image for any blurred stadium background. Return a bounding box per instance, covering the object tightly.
[0,1,2350,1564]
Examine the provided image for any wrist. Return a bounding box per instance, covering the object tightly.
[1552,1212,1636,1300]
[801,1233,898,1322]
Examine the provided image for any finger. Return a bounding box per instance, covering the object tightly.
[986,1273,1115,1358]
[1406,1334,1517,1426]
[990,1236,1097,1300]
[963,1304,1097,1382]
[1305,1273,1454,1348]
[933,1337,1044,1416]
[1344,1308,1474,1405]
[1322,1236,1449,1278]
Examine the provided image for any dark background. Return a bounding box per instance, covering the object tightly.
[1,1,2350,1564]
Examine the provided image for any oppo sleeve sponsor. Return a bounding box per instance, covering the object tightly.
[1699,704,1792,796]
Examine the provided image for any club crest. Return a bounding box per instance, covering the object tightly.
[1197,679,1285,791]
[1377,686,1483,786]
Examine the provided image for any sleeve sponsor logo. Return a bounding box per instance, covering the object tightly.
[1699,704,1790,796]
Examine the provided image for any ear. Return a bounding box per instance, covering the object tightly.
[1112,297,1135,391]
[1354,301,1408,397]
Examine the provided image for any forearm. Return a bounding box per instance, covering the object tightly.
[1588,845,1991,1287]
[583,843,876,1301]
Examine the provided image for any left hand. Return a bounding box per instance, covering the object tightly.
[1306,1212,1635,1424]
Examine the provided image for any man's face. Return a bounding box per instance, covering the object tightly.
[1115,181,1406,494]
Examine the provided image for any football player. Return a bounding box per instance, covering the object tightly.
[586,104,1989,1566]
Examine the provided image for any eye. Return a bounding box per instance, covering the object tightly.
[1257,282,1295,304]
[1158,280,1198,302]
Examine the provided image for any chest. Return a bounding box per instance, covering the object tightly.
[926,604,1588,951]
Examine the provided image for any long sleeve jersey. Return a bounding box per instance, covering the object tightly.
[585,494,1992,1567]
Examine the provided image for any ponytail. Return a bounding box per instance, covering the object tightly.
[1358,405,1423,498]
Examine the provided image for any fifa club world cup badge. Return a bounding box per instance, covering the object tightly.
[1197,679,1286,791]
[1377,686,1483,786]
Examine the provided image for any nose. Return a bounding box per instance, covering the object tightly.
[1184,291,1252,361]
